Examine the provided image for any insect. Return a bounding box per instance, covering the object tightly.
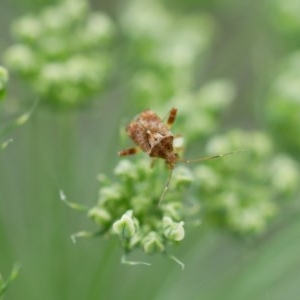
[118,107,236,205]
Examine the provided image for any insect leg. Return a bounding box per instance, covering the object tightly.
[150,158,157,168]
[166,107,178,129]
[158,169,173,206]
[118,147,140,156]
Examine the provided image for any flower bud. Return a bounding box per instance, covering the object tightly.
[88,207,112,226]
[142,232,164,254]
[112,211,136,239]
[114,160,137,180]
[4,45,37,75]
[163,216,185,241]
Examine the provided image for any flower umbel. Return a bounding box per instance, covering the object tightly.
[87,159,196,261]
[4,0,115,108]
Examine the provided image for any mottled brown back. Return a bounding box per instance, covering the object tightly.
[127,109,171,153]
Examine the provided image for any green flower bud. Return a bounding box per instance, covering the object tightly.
[12,15,43,41]
[98,184,122,204]
[113,211,136,239]
[114,160,138,180]
[4,45,37,75]
[84,13,114,45]
[163,216,185,241]
[161,202,183,221]
[131,195,152,214]
[142,231,165,254]
[269,155,300,193]
[88,207,112,226]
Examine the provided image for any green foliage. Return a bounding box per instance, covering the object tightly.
[0,98,36,150]
[267,51,300,155]
[269,0,300,40]
[0,264,21,299]
[4,0,115,108]
[0,66,8,101]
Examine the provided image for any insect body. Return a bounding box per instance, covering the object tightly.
[119,107,236,204]
[118,108,178,169]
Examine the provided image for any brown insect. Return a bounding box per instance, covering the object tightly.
[118,107,235,205]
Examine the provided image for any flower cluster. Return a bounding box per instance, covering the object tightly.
[4,0,114,108]
[194,130,300,235]
[85,158,196,265]
[60,0,300,264]
[84,128,300,264]
[120,0,214,107]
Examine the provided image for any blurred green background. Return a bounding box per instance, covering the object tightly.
[1,0,300,299]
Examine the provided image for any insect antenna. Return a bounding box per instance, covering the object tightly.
[177,150,242,164]
[158,150,241,206]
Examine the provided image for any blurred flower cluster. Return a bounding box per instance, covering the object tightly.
[194,130,300,234]
[120,0,214,108]
[4,0,114,108]
[3,0,214,111]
